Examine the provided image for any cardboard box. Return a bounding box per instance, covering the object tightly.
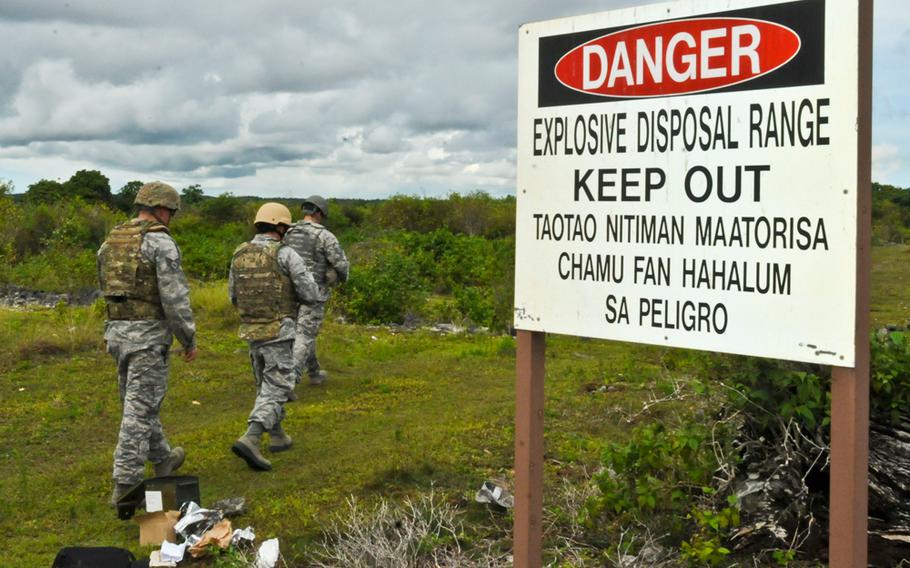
[144,475,200,512]
[135,510,180,545]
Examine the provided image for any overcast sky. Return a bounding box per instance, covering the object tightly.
[0,0,907,199]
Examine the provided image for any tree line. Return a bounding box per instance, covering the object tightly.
[0,171,518,330]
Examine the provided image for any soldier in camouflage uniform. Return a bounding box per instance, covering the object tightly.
[284,195,349,386]
[229,203,319,471]
[97,182,198,506]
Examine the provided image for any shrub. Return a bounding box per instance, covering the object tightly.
[585,422,719,523]
[680,497,740,567]
[171,210,251,280]
[382,230,515,330]
[313,493,464,568]
[870,328,910,423]
[453,285,495,328]
[7,248,99,292]
[335,243,428,324]
[372,192,515,238]
[197,193,253,225]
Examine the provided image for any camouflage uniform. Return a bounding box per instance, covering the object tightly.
[98,219,196,486]
[283,220,349,381]
[229,234,318,432]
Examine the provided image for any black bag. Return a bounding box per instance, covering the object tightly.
[52,547,135,568]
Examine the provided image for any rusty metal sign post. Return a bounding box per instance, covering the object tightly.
[829,2,873,566]
[514,1,873,566]
[514,330,545,567]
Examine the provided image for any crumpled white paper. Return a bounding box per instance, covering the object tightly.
[159,540,186,563]
[256,538,280,568]
[231,525,256,546]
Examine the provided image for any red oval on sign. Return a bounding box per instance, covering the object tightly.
[554,18,801,98]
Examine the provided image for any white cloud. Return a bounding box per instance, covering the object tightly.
[872,144,902,182]
[0,60,239,144]
[0,0,907,197]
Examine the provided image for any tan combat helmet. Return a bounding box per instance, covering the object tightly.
[303,195,328,218]
[254,202,293,227]
[134,182,181,211]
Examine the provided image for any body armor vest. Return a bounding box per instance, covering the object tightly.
[99,219,169,321]
[231,240,298,341]
[285,223,328,286]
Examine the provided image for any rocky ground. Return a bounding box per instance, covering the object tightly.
[0,284,100,308]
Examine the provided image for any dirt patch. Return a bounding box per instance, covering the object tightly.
[17,339,70,361]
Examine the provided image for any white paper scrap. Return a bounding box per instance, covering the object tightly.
[160,541,186,563]
[145,490,164,512]
[256,538,280,568]
[149,550,177,568]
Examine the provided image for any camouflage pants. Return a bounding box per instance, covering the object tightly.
[109,343,172,485]
[293,302,326,379]
[247,339,296,431]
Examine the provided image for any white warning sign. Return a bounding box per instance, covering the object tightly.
[514,0,860,365]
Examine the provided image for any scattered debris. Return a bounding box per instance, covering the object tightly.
[231,526,256,547]
[430,323,463,334]
[0,284,100,308]
[475,480,514,509]
[212,496,247,517]
[149,549,177,567]
[256,538,280,568]
[175,501,223,546]
[159,541,186,564]
[135,496,282,566]
[188,519,233,558]
[136,510,181,546]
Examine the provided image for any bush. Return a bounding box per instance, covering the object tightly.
[382,230,515,330]
[7,248,99,292]
[585,422,719,522]
[335,242,428,324]
[171,216,249,280]
[870,328,910,423]
[372,192,515,238]
[313,493,465,567]
[197,193,253,225]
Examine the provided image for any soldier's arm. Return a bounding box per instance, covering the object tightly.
[150,234,197,351]
[322,232,350,283]
[96,244,106,290]
[278,246,320,304]
[227,264,237,306]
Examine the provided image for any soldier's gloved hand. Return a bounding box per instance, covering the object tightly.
[183,346,198,363]
[325,268,339,286]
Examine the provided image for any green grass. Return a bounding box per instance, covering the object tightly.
[0,283,664,566]
[1,246,908,566]
[871,244,910,327]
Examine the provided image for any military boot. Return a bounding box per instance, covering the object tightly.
[269,431,293,453]
[231,435,272,471]
[309,369,328,386]
[109,483,134,508]
[153,447,186,477]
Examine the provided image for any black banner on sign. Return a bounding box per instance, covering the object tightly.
[537,0,825,107]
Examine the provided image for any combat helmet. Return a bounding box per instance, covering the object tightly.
[254,202,293,227]
[302,195,329,218]
[134,182,181,211]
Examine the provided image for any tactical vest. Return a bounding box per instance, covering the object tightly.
[285,222,328,286]
[98,219,169,321]
[231,240,298,341]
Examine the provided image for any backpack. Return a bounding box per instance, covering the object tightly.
[51,547,137,568]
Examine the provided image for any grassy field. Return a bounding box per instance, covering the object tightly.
[1,246,908,567]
